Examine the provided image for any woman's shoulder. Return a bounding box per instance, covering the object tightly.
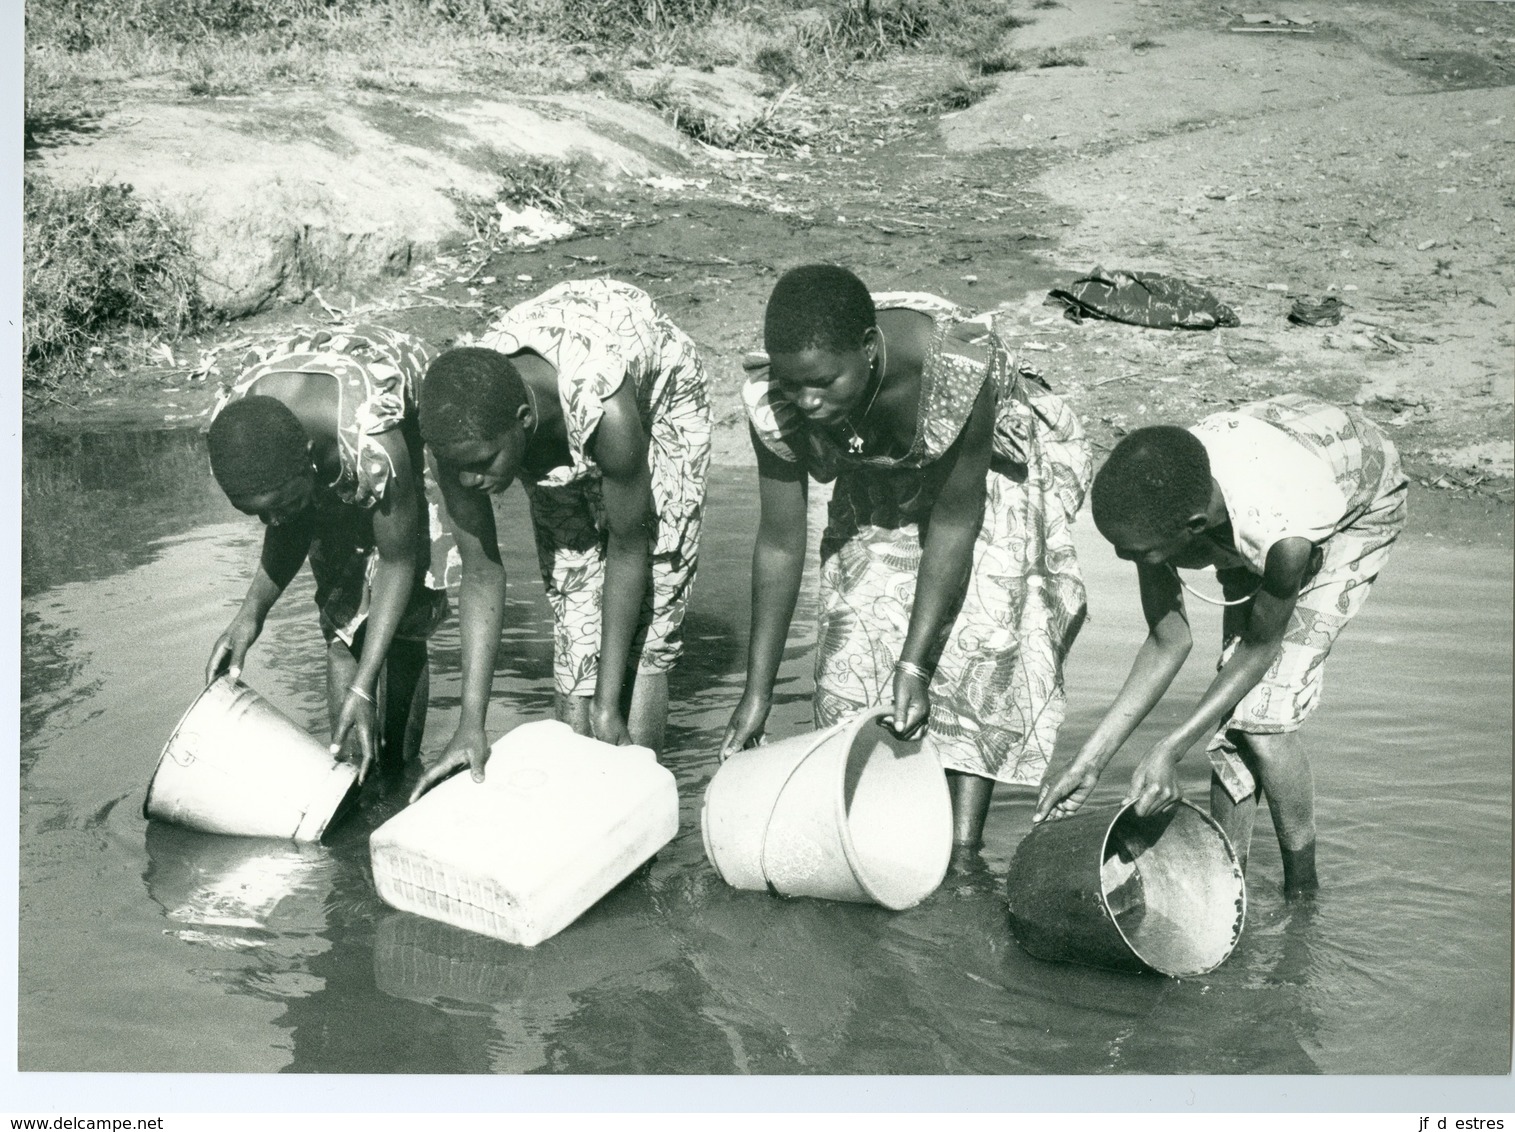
[740,352,799,456]
[872,291,970,321]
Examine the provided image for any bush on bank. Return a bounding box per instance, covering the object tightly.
[23,175,206,390]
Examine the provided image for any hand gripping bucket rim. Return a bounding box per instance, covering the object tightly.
[144,676,359,842]
[704,706,953,911]
[765,706,945,911]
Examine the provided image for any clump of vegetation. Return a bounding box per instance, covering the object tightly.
[908,71,994,113]
[1131,37,1163,52]
[1037,47,1086,68]
[448,153,594,245]
[184,57,252,97]
[23,173,206,388]
[972,49,1024,76]
[496,155,587,213]
[755,44,802,84]
[551,0,723,41]
[647,87,812,153]
[799,0,934,62]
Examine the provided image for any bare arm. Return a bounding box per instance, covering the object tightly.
[886,379,994,739]
[410,453,506,800]
[1124,536,1311,815]
[331,431,422,780]
[587,382,656,745]
[1034,559,1193,822]
[205,516,312,684]
[720,428,808,757]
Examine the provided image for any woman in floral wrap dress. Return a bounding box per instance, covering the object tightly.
[722,265,1092,853]
[414,279,710,798]
[205,324,454,786]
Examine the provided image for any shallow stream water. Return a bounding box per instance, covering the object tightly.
[18,428,1512,1076]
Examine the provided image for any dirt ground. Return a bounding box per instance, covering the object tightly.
[27,0,1513,544]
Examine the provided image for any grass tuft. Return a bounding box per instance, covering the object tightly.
[447,152,595,247]
[1037,47,1085,68]
[909,71,994,113]
[973,49,1023,76]
[23,173,207,388]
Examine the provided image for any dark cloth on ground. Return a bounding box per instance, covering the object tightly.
[1049,267,1241,330]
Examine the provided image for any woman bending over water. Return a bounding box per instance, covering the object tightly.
[721,264,1092,854]
[204,324,452,786]
[414,279,711,798]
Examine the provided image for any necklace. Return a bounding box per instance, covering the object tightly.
[842,330,888,455]
[1169,564,1261,607]
[522,380,541,445]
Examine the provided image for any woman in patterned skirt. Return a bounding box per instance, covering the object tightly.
[721,264,1092,854]
[205,324,452,787]
[414,279,711,798]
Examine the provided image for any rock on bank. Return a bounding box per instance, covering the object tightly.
[34,89,692,318]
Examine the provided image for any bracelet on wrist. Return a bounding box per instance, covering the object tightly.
[346,684,375,706]
[894,660,933,684]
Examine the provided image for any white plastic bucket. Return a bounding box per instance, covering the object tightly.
[697,726,826,892]
[701,707,953,911]
[143,677,358,842]
[369,720,679,947]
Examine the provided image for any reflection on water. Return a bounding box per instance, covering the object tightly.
[17,428,1514,1075]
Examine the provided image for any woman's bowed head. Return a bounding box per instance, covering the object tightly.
[207,395,319,532]
[1089,425,1230,572]
[418,347,539,493]
[762,263,888,441]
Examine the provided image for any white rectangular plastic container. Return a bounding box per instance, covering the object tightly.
[369,720,678,947]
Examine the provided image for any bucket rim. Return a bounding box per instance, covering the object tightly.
[142,675,238,821]
[1099,799,1248,978]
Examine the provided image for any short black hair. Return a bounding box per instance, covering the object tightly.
[420,347,528,449]
[763,264,876,354]
[207,395,309,501]
[1091,425,1213,540]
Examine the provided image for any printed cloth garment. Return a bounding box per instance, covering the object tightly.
[212,323,456,645]
[1192,395,1409,800]
[743,292,1093,786]
[1048,266,1241,330]
[473,279,712,697]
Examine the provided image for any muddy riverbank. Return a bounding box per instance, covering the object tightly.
[24,0,1514,540]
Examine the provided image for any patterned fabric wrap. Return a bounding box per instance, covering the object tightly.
[211,323,457,645]
[1203,396,1409,801]
[1048,266,1241,330]
[473,280,712,696]
[743,293,1093,785]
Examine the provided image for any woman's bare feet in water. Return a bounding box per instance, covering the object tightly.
[1281,841,1319,900]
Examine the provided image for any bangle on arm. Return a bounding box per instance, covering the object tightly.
[894,660,933,685]
[346,684,375,706]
